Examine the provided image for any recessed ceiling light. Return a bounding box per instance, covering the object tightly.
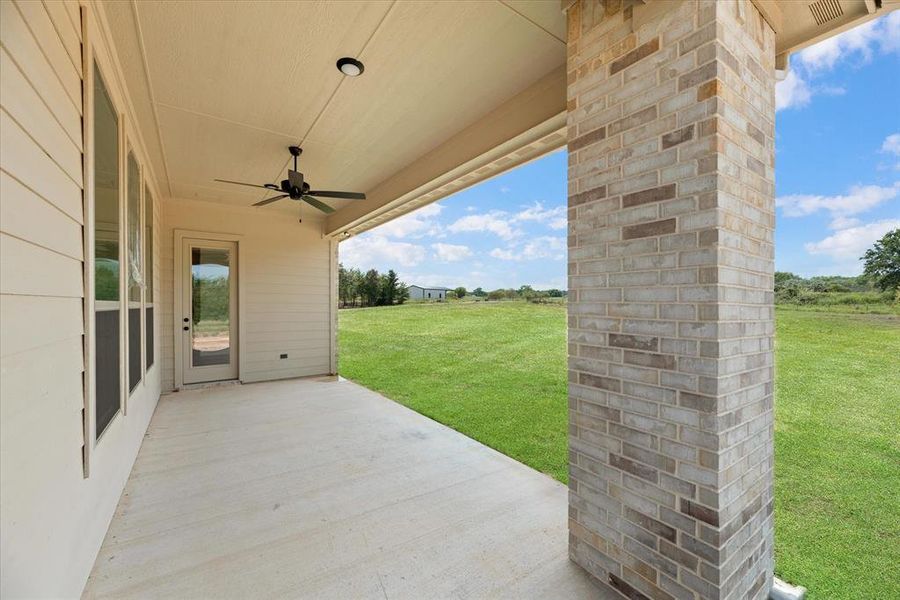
[336,57,364,77]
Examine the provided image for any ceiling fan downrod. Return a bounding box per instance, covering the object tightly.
[289,145,302,172]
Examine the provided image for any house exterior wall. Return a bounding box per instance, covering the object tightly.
[566,1,776,598]
[0,1,162,596]
[159,199,335,391]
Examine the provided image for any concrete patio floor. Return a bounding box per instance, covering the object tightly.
[84,377,606,599]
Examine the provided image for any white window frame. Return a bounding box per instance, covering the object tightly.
[81,3,163,476]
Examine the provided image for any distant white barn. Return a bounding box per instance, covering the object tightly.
[408,285,451,301]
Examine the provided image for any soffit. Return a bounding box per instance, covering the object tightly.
[103,0,566,214]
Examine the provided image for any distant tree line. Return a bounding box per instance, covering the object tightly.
[482,285,566,302]
[438,285,566,302]
[339,264,409,308]
[192,275,230,322]
[774,272,894,306]
[774,229,899,307]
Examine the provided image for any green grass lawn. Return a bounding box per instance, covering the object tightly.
[338,301,900,600]
[772,308,900,599]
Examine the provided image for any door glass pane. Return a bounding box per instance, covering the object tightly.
[94,63,120,438]
[191,247,231,367]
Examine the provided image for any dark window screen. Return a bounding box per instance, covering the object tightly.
[146,307,154,369]
[128,307,141,392]
[94,63,121,438]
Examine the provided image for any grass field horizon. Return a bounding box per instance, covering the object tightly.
[338,301,899,599]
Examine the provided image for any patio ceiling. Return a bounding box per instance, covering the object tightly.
[101,0,567,219]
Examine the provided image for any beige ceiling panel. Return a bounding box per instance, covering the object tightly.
[134,0,391,137]
[500,0,567,41]
[157,103,297,200]
[160,105,359,215]
[102,1,169,194]
[298,0,565,195]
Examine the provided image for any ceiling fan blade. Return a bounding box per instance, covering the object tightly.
[215,178,280,191]
[301,195,336,214]
[307,190,366,200]
[253,194,288,206]
[288,169,303,190]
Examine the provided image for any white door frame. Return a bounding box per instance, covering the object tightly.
[173,229,246,389]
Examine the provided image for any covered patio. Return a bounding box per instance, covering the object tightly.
[84,378,602,599]
[2,0,895,597]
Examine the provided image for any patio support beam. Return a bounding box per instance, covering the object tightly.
[323,66,566,237]
[565,1,776,599]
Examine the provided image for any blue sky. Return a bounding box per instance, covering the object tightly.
[341,13,900,289]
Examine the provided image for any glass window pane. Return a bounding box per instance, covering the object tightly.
[94,64,120,438]
[145,185,154,369]
[191,247,231,367]
[145,186,153,303]
[127,152,142,392]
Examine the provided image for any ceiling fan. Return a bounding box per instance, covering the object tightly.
[214,146,365,214]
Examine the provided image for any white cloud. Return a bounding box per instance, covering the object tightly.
[776,13,899,111]
[777,183,900,219]
[446,203,567,241]
[375,203,443,238]
[490,236,567,261]
[514,202,568,230]
[796,19,879,72]
[448,212,520,240]
[776,70,811,111]
[432,243,472,262]
[882,10,900,53]
[882,134,900,156]
[816,84,846,97]
[489,248,517,260]
[828,216,862,230]
[805,218,900,263]
[340,234,427,269]
[880,134,900,171]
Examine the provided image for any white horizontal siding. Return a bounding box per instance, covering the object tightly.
[0,1,161,597]
[0,1,87,596]
[0,171,83,260]
[160,199,334,390]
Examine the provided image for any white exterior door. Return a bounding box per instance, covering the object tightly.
[181,239,238,384]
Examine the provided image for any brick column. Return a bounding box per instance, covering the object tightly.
[566,1,776,599]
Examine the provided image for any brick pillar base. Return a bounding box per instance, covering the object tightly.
[566,1,776,599]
